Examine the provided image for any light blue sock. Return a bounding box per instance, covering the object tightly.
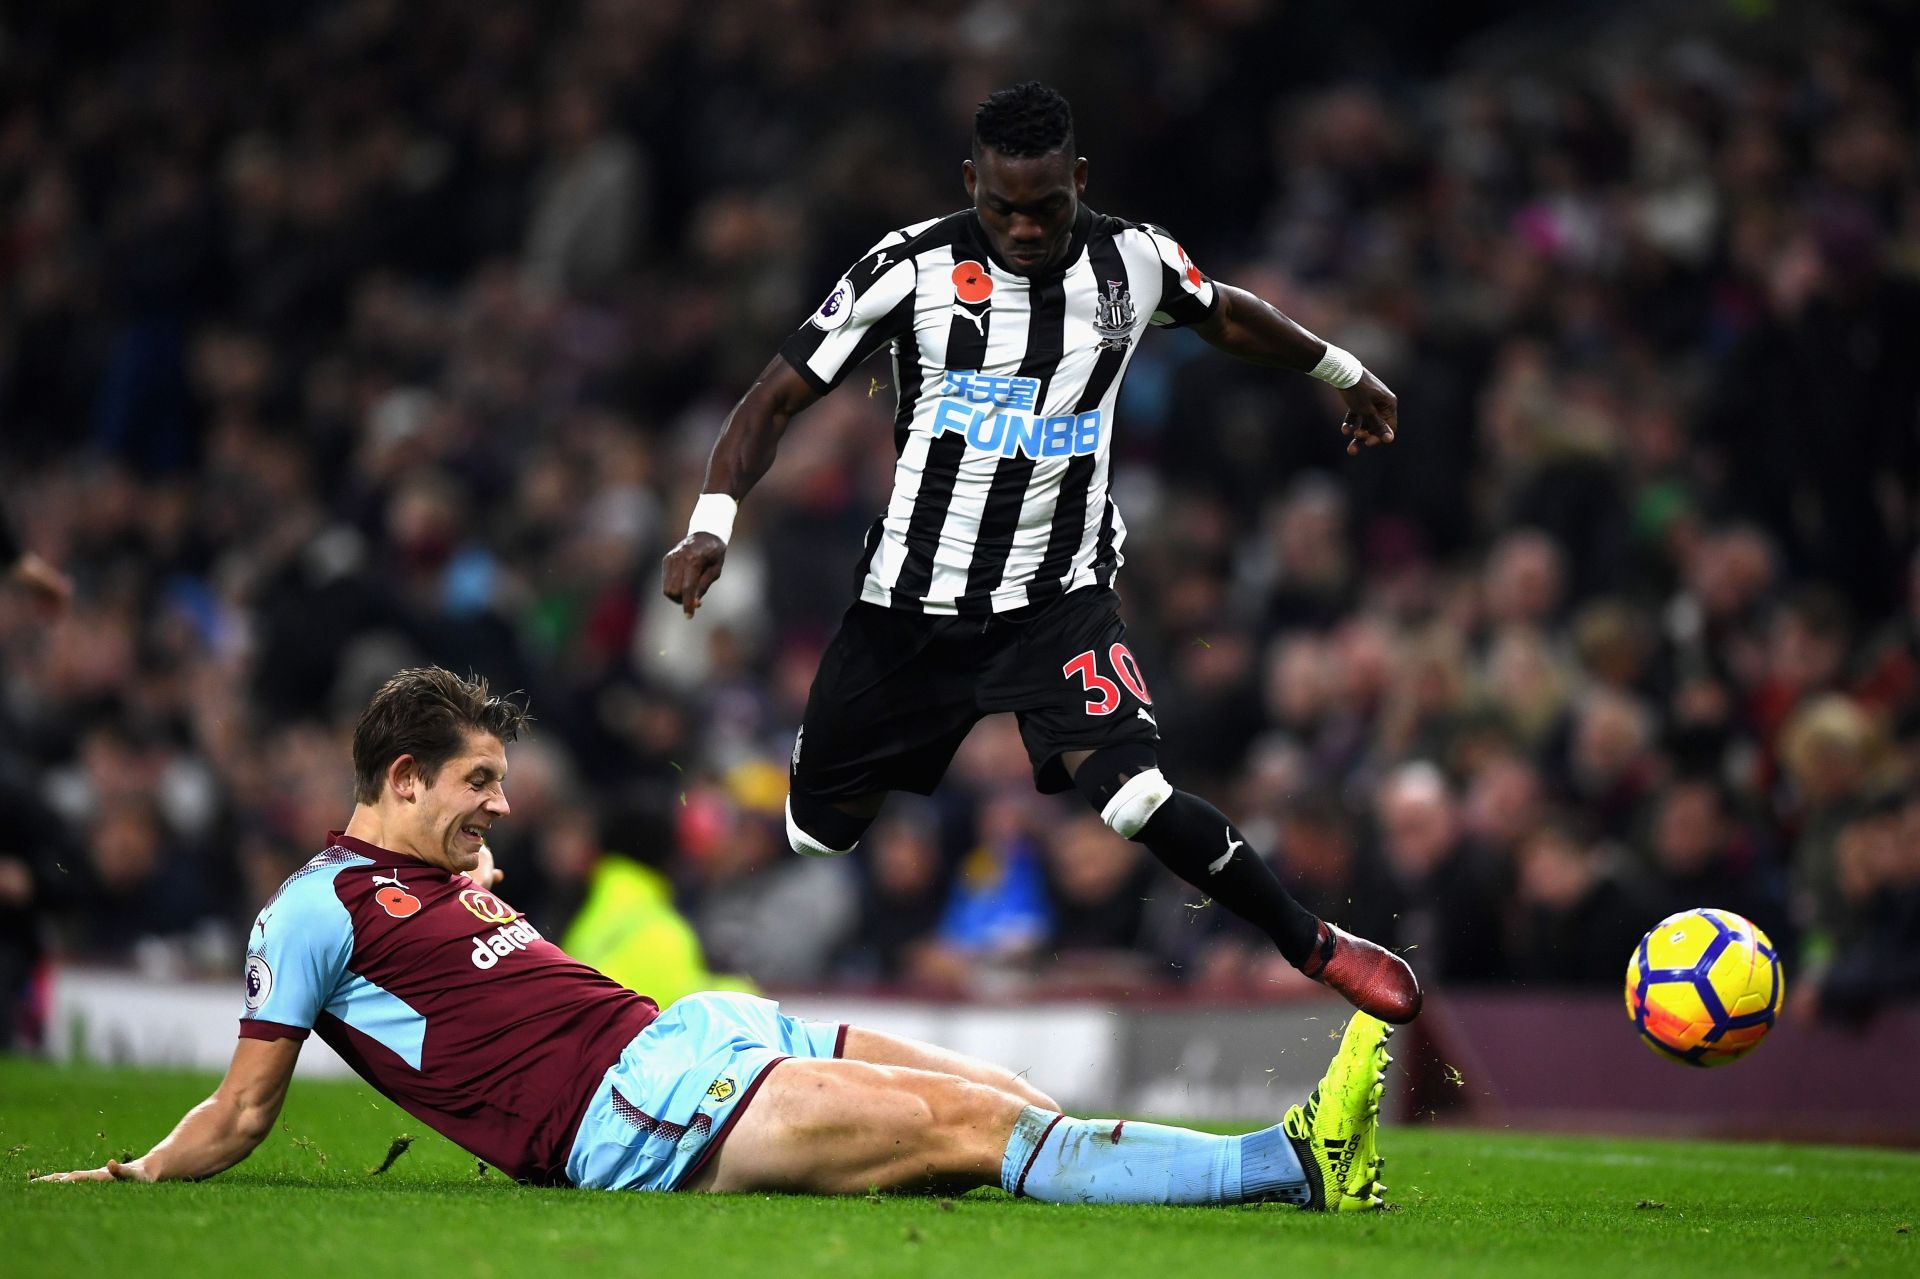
[999,1106,1309,1205]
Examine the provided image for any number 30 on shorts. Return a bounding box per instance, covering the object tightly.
[1062,644,1153,716]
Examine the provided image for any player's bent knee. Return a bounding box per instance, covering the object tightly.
[786,792,872,858]
[1072,743,1173,839]
[1099,767,1172,839]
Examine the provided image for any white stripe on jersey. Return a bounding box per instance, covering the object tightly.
[864,244,956,598]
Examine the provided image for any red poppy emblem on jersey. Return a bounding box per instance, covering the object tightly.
[952,260,993,304]
[459,887,517,925]
[1177,245,1203,288]
[375,885,421,918]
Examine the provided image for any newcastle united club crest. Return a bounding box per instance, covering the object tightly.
[1093,278,1136,351]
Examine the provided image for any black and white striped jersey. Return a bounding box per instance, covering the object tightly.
[779,204,1218,616]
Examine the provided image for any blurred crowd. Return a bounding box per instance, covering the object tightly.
[3,0,1918,1045]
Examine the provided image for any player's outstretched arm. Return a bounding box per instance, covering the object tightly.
[33,1036,301,1184]
[661,355,821,619]
[1193,282,1397,457]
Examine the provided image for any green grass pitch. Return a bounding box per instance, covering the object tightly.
[6,1057,1916,1278]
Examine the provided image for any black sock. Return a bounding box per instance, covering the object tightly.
[1135,790,1322,967]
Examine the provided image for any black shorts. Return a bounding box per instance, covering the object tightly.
[790,587,1161,800]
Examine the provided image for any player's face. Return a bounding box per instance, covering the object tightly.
[965,147,1087,276]
[416,731,511,874]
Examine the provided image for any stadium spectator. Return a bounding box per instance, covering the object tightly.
[1509,821,1656,986]
[1813,797,1920,1023]
[929,793,1055,981]
[1251,473,1357,632]
[1273,791,1399,953]
[70,798,212,968]
[832,804,953,983]
[1482,529,1567,633]
[1559,687,1664,842]
[523,84,647,301]
[0,502,74,1044]
[1040,812,1163,983]
[682,763,858,984]
[1373,763,1510,983]
[1460,750,1548,865]
[1377,625,1475,769]
[1641,777,1789,948]
[1779,694,1897,943]
[0,773,77,1049]
[558,800,747,1010]
[1480,625,1575,755]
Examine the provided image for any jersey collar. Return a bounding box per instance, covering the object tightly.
[327,830,431,867]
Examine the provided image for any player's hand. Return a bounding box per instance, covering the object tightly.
[34,1158,153,1183]
[1338,371,1397,456]
[470,842,504,890]
[8,552,74,613]
[661,532,728,619]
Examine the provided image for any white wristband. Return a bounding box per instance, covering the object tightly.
[688,493,738,545]
[1308,343,1365,389]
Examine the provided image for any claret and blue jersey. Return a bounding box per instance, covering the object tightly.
[240,834,658,1184]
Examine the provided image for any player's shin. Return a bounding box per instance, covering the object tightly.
[1134,791,1322,966]
[999,1106,1310,1206]
[1073,748,1322,965]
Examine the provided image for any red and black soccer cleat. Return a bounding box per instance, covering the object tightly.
[1299,921,1422,1024]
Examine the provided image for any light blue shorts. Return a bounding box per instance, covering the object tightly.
[565,991,845,1191]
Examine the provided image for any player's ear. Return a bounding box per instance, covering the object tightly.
[1073,156,1087,196]
[387,754,420,803]
[963,158,977,201]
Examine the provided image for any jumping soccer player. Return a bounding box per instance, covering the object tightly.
[36,667,1393,1208]
[660,81,1418,1023]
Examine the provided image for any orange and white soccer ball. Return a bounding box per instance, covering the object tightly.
[1625,907,1784,1067]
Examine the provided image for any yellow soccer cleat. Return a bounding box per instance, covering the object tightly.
[1283,1011,1393,1212]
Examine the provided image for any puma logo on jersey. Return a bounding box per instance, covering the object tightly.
[952,301,989,336]
[1136,708,1157,727]
[470,918,544,970]
[1208,828,1244,874]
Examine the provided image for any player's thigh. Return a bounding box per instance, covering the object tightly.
[989,588,1159,794]
[841,1025,1057,1110]
[794,604,979,799]
[685,1058,1024,1195]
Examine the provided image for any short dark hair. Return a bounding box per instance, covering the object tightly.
[973,81,1074,160]
[352,667,530,803]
